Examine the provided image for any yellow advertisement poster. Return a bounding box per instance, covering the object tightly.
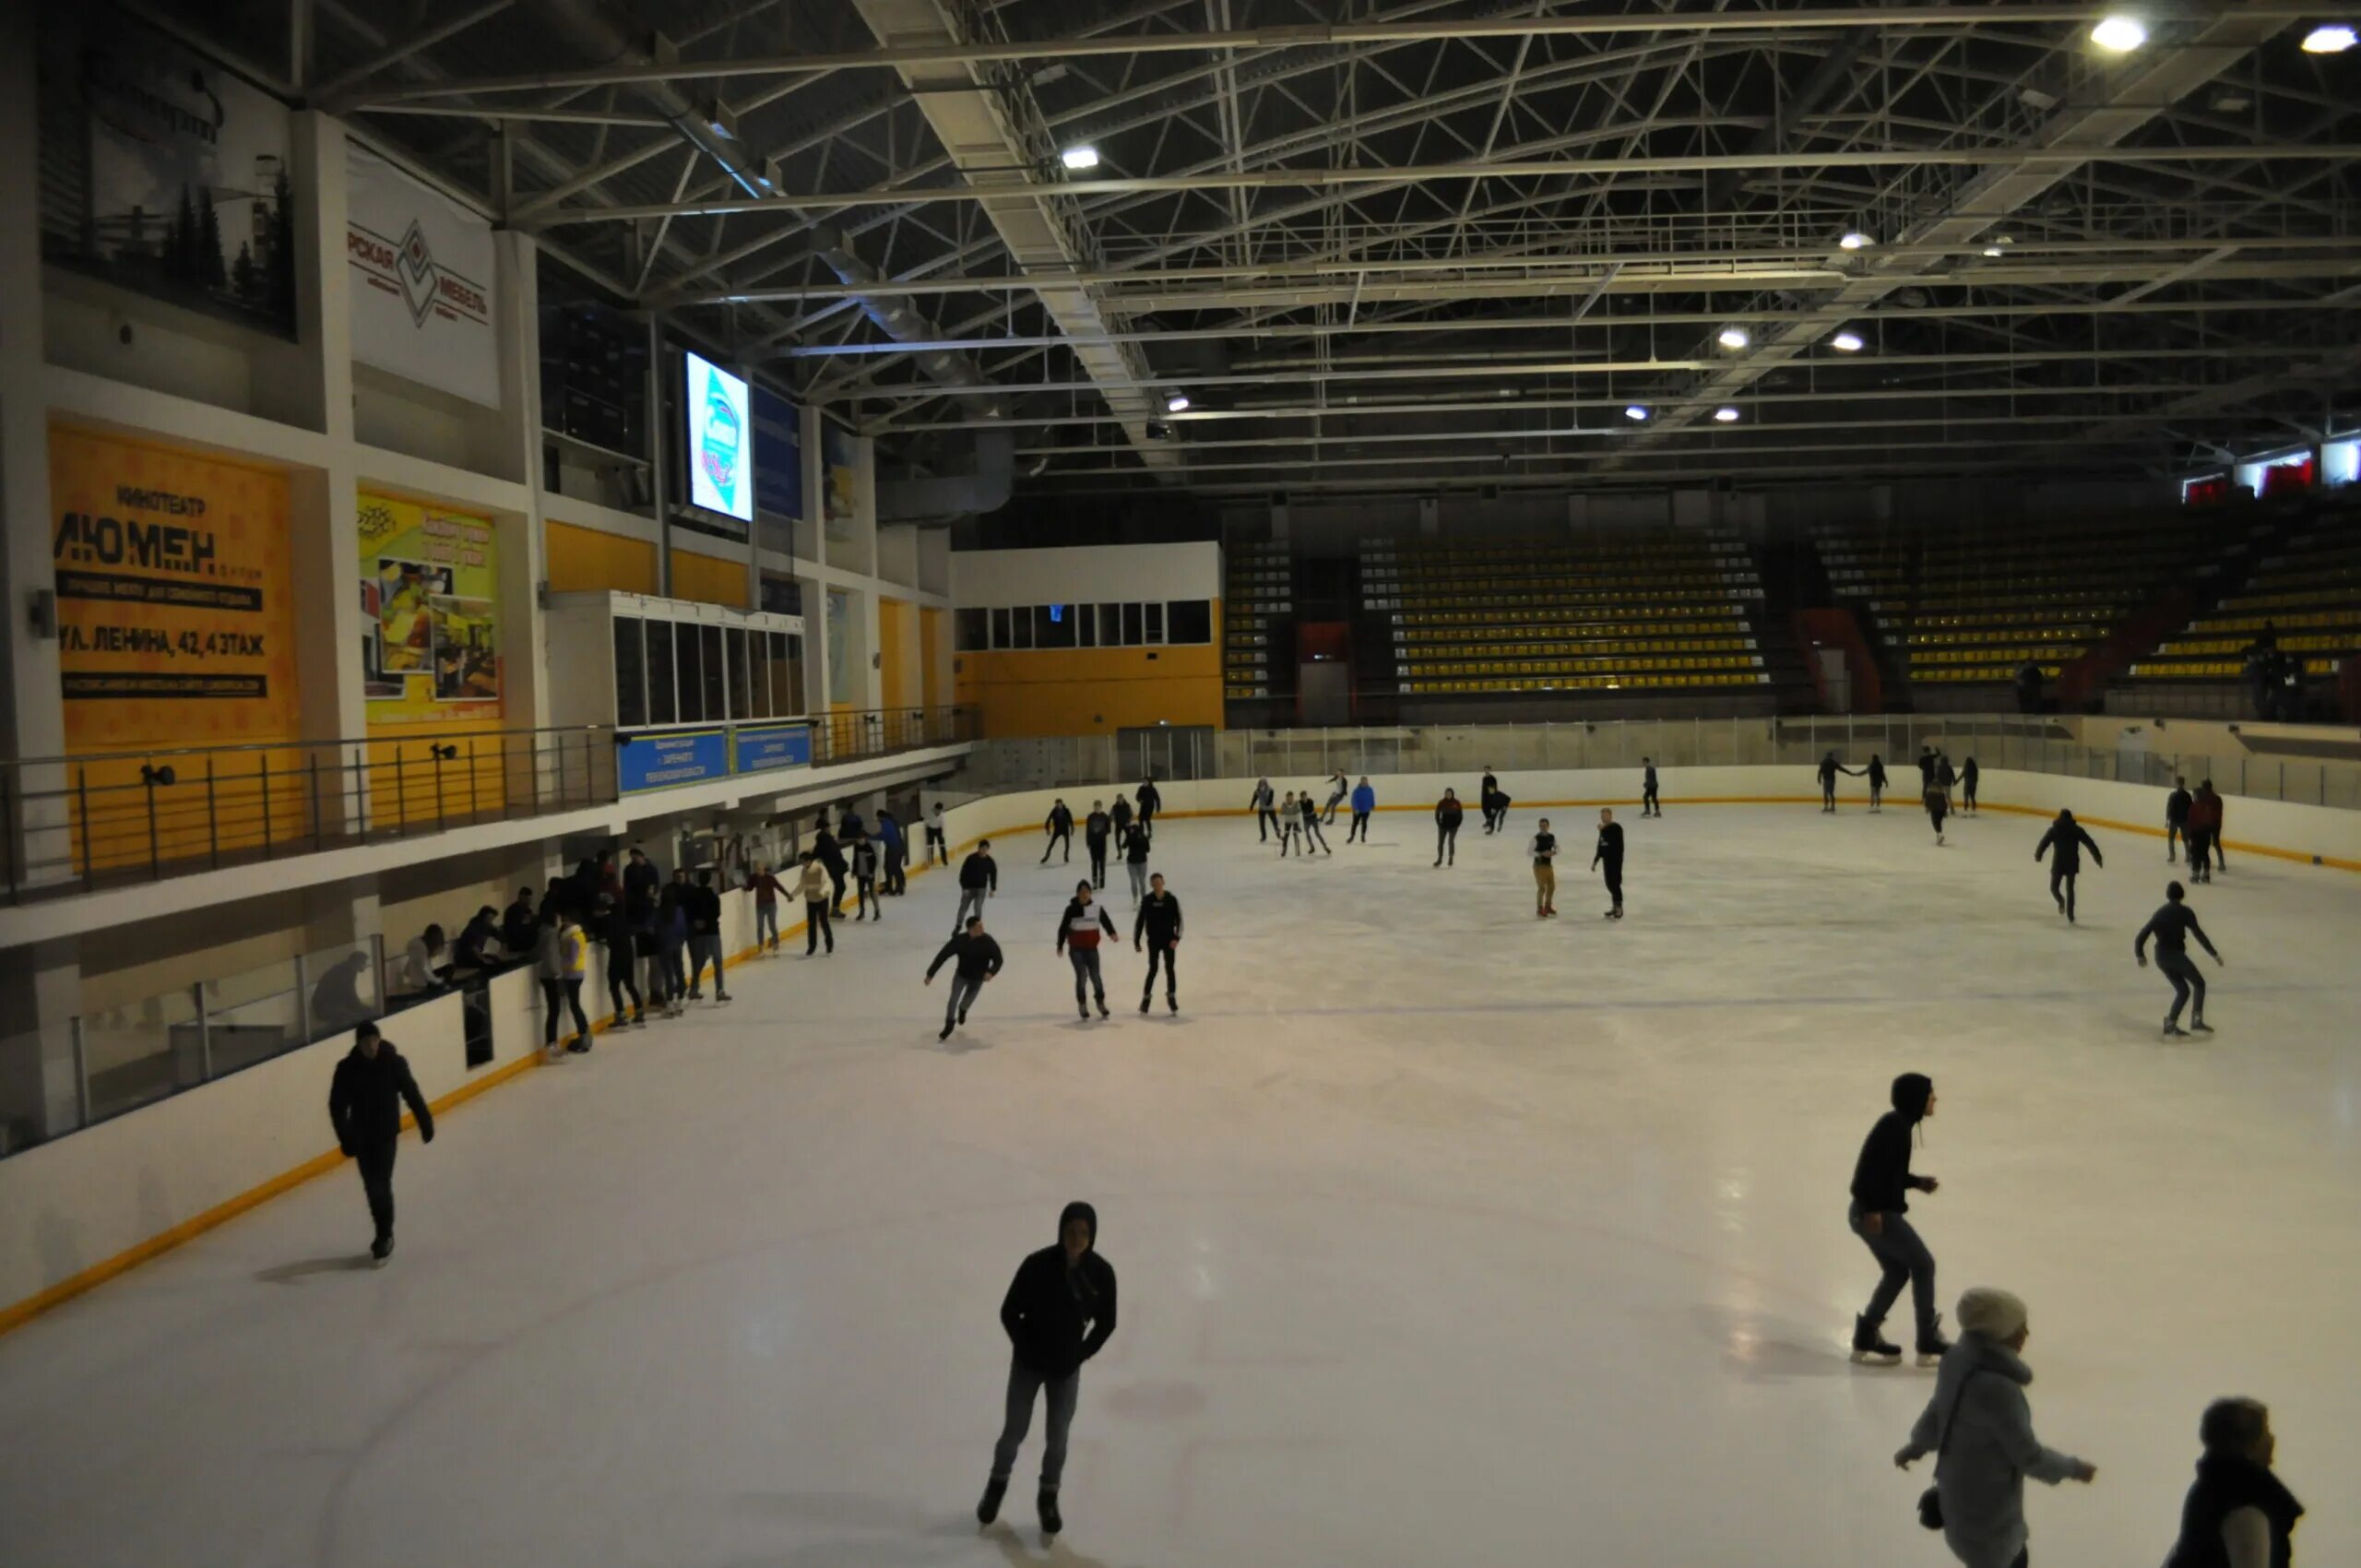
[359,492,502,726]
[49,427,298,750]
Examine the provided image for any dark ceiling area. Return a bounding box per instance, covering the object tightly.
[184,0,2360,498]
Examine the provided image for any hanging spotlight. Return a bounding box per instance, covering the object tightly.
[1983,245,2006,257]
[1713,406,1741,422]
[1060,144,1101,171]
[2301,23,2355,53]
[2090,15,2147,53]
[1716,326,1750,350]
[1839,231,1873,251]
[1829,329,1866,352]
[1165,392,1191,412]
[1623,404,1650,422]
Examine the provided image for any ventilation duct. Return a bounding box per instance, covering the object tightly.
[877,430,1015,521]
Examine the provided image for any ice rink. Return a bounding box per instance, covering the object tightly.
[3,798,2355,1567]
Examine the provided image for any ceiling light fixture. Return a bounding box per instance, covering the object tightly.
[1624,404,1650,422]
[1839,231,1872,251]
[1165,392,1191,413]
[1060,144,1100,171]
[2302,23,2356,53]
[1716,326,1750,350]
[1829,330,1866,352]
[2091,15,2148,53]
[1714,406,1741,422]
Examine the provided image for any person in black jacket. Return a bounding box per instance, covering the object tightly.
[1040,799,1074,865]
[1297,789,1332,857]
[927,916,1003,1040]
[851,832,881,922]
[685,869,731,1003]
[502,887,540,955]
[978,1201,1118,1541]
[1641,757,1661,818]
[813,816,849,917]
[1846,1072,1947,1366]
[1249,778,1277,840]
[1121,818,1154,903]
[597,894,644,1028]
[1056,881,1116,1021]
[2162,1398,2304,1568]
[2165,775,2193,864]
[1109,792,1133,841]
[452,906,503,972]
[1134,777,1161,830]
[1591,807,1625,919]
[1434,788,1465,867]
[1923,776,1951,846]
[1133,873,1182,1014]
[2137,881,2224,1038]
[327,1021,434,1264]
[1479,767,1501,833]
[2034,809,2104,922]
[1959,755,1980,815]
[1818,752,1857,813]
[1084,802,1113,886]
[623,845,660,909]
[1865,754,1888,813]
[955,841,999,932]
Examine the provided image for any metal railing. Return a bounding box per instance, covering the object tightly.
[2,707,976,899]
[957,714,2361,813]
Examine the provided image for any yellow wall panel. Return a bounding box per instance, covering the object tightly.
[668,547,747,608]
[955,644,1223,737]
[544,519,656,594]
[919,606,945,710]
[878,596,912,710]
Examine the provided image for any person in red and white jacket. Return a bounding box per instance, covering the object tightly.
[1055,880,1118,1021]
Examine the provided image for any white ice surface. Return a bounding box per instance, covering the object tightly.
[3,803,2355,1568]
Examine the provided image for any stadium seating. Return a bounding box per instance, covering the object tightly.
[2131,517,2361,681]
[1360,532,1769,695]
[1225,540,1294,701]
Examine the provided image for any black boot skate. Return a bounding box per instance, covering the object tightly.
[976,1477,1005,1526]
[1850,1313,1902,1365]
[1916,1313,1952,1368]
[1038,1490,1062,1540]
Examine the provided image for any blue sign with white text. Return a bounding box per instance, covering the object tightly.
[619,729,730,793]
[735,723,814,774]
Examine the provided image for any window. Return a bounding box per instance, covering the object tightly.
[991,607,1012,648]
[727,626,753,719]
[674,623,704,723]
[775,632,806,717]
[1037,602,1076,648]
[1010,605,1035,649]
[955,607,989,651]
[1122,603,1144,644]
[1167,600,1212,644]
[700,624,727,722]
[1143,602,1164,645]
[1074,603,1097,648]
[612,618,647,728]
[647,619,677,723]
[1099,602,1123,645]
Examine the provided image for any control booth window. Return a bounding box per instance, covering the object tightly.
[1121,602,1145,645]
[1036,602,1077,648]
[1009,605,1036,649]
[991,607,1012,648]
[1099,602,1122,645]
[1143,602,1165,645]
[1166,600,1213,644]
[955,607,989,651]
[1074,603,1097,648]
[612,617,647,728]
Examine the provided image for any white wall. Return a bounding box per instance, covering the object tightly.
[950,542,1223,607]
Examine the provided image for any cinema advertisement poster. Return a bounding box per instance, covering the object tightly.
[49,428,298,750]
[358,492,502,726]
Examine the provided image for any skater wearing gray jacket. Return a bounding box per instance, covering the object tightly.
[1895,1288,2096,1568]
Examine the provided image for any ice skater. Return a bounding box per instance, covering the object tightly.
[1085,801,1113,886]
[2190,780,2226,880]
[1321,770,1349,826]
[1135,776,1161,831]
[1959,755,1980,815]
[955,841,999,930]
[1591,807,1624,919]
[2136,881,2223,1038]
[1055,880,1116,1020]
[878,807,908,895]
[685,869,731,1001]
[927,801,950,866]
[537,905,593,1057]
[1121,819,1153,903]
[814,813,849,915]
[1249,778,1277,841]
[1275,790,1302,857]
[1434,787,1464,865]
[2161,1398,2304,1568]
[926,914,1003,1040]
[1347,777,1376,843]
[1109,791,1134,844]
[1819,751,1857,812]
[977,1202,1117,1544]
[2165,776,2192,863]
[851,831,881,921]
[2034,809,2103,921]
[1479,766,1501,834]
[1924,775,1952,845]
[1040,799,1074,864]
[1866,754,1888,812]
[797,850,835,956]
[327,1020,434,1265]
[1641,756,1661,817]
[1297,788,1332,855]
[1846,1072,1949,1367]
[1134,872,1182,1014]
[1917,745,1938,794]
[1530,817,1559,918]
[1936,752,1958,812]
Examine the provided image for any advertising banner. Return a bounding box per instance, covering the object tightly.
[684,350,753,522]
[37,6,298,338]
[347,143,500,405]
[734,723,813,775]
[49,428,298,749]
[822,422,857,523]
[359,493,502,726]
[620,729,730,793]
[752,385,802,520]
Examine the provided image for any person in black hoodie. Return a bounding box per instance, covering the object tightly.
[1847,1072,1949,1367]
[501,887,539,959]
[1040,799,1074,865]
[1591,807,1625,919]
[1959,754,1980,815]
[813,814,849,916]
[851,832,882,922]
[327,1021,434,1264]
[978,1201,1119,1542]
[597,894,645,1028]
[1056,880,1116,1021]
[1134,777,1162,830]
[2137,881,2224,1038]
[955,841,999,932]
[1819,752,1857,813]
[1084,801,1113,887]
[2162,1397,2304,1568]
[1479,766,1501,833]
[927,915,1003,1040]
[452,906,503,972]
[685,869,731,1003]
[2165,775,2193,864]
[1434,788,1465,867]
[1133,873,1182,1014]
[1296,788,1332,856]
[2034,809,2104,922]
[1121,817,1154,904]
[1865,754,1888,813]
[1109,792,1133,842]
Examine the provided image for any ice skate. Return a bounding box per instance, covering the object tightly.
[1849,1314,1901,1365]
[2191,1018,2214,1034]
[976,1478,1005,1526]
[1038,1490,1062,1541]
[370,1234,394,1266]
[2163,1020,2189,1039]
[1077,1001,1089,1021]
[1915,1314,1951,1367]
[1167,994,1178,1015]
[1139,996,1150,1015]
[938,1024,953,1041]
[1097,999,1110,1019]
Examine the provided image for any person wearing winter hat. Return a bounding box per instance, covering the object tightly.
[2162,1398,2303,1568]
[1896,1288,2097,1568]
[1847,1073,1949,1366]
[979,1202,1119,1544]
